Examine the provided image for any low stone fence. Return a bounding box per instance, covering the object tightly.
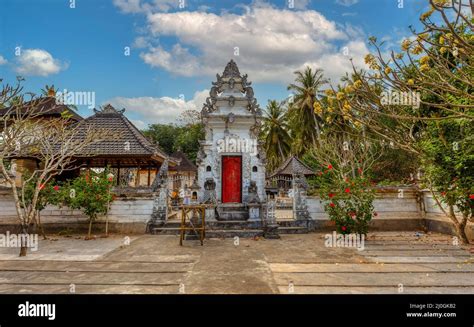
[0,187,153,234]
[0,186,472,239]
[307,187,423,231]
[307,187,473,240]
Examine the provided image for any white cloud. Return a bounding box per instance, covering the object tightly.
[336,0,359,6]
[113,0,178,13]
[105,89,209,126]
[139,4,368,83]
[292,0,311,10]
[301,40,368,83]
[0,55,7,65]
[130,119,148,130]
[14,49,66,77]
[113,1,370,84]
[132,36,151,48]
[113,0,142,13]
[140,44,201,77]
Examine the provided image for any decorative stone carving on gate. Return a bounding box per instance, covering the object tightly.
[293,174,310,220]
[203,178,217,204]
[262,201,280,239]
[149,159,169,226]
[247,181,260,204]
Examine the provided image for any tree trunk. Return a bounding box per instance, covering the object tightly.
[455,222,469,245]
[105,191,110,237]
[430,190,470,245]
[105,215,109,237]
[36,211,47,240]
[19,226,28,257]
[456,212,470,245]
[87,217,94,239]
[449,206,469,245]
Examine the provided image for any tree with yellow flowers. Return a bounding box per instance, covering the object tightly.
[325,0,473,243]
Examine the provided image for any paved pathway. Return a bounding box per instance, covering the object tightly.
[0,232,472,294]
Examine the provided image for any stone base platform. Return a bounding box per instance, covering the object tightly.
[215,203,249,221]
[150,219,311,238]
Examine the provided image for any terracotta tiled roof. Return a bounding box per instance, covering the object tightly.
[73,104,168,160]
[269,155,315,177]
[0,96,83,122]
[170,151,197,172]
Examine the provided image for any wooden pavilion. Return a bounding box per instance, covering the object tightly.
[70,104,175,187]
[267,155,315,192]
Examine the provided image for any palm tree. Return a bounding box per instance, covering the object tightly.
[261,100,291,172]
[287,67,327,155]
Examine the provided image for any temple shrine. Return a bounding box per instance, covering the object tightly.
[196,60,266,221]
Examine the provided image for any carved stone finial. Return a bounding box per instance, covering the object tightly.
[222,59,241,78]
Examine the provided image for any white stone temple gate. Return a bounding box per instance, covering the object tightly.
[196,60,266,221]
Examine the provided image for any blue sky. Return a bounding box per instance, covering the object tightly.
[0,0,428,128]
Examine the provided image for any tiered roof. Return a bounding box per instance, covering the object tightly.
[269,156,314,177]
[72,104,172,167]
[169,151,197,172]
[0,96,83,122]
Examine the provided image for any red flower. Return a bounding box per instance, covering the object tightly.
[108,177,113,182]
[469,194,474,200]
[441,192,446,197]
[39,184,45,190]
[329,202,335,208]
[53,185,60,191]
[328,193,334,198]
[318,171,323,176]
[327,164,333,170]
[341,226,347,231]
[345,188,350,193]
[357,168,363,174]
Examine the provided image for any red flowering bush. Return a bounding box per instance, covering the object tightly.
[24,175,64,208]
[59,170,115,239]
[316,166,375,235]
[21,174,67,238]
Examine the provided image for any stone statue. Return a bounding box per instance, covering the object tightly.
[247,180,260,204]
[203,178,217,204]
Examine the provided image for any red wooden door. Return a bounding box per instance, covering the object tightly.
[222,156,242,203]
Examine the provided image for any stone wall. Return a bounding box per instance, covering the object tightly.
[306,187,473,239]
[421,191,474,239]
[0,186,472,239]
[306,187,423,231]
[0,188,153,234]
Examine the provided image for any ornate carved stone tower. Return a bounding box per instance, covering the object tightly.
[197,60,266,221]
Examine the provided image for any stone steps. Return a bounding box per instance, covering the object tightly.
[150,218,311,237]
[216,211,249,221]
[216,204,249,221]
[278,226,308,234]
[205,229,264,238]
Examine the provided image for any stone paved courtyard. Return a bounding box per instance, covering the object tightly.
[0,232,472,294]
